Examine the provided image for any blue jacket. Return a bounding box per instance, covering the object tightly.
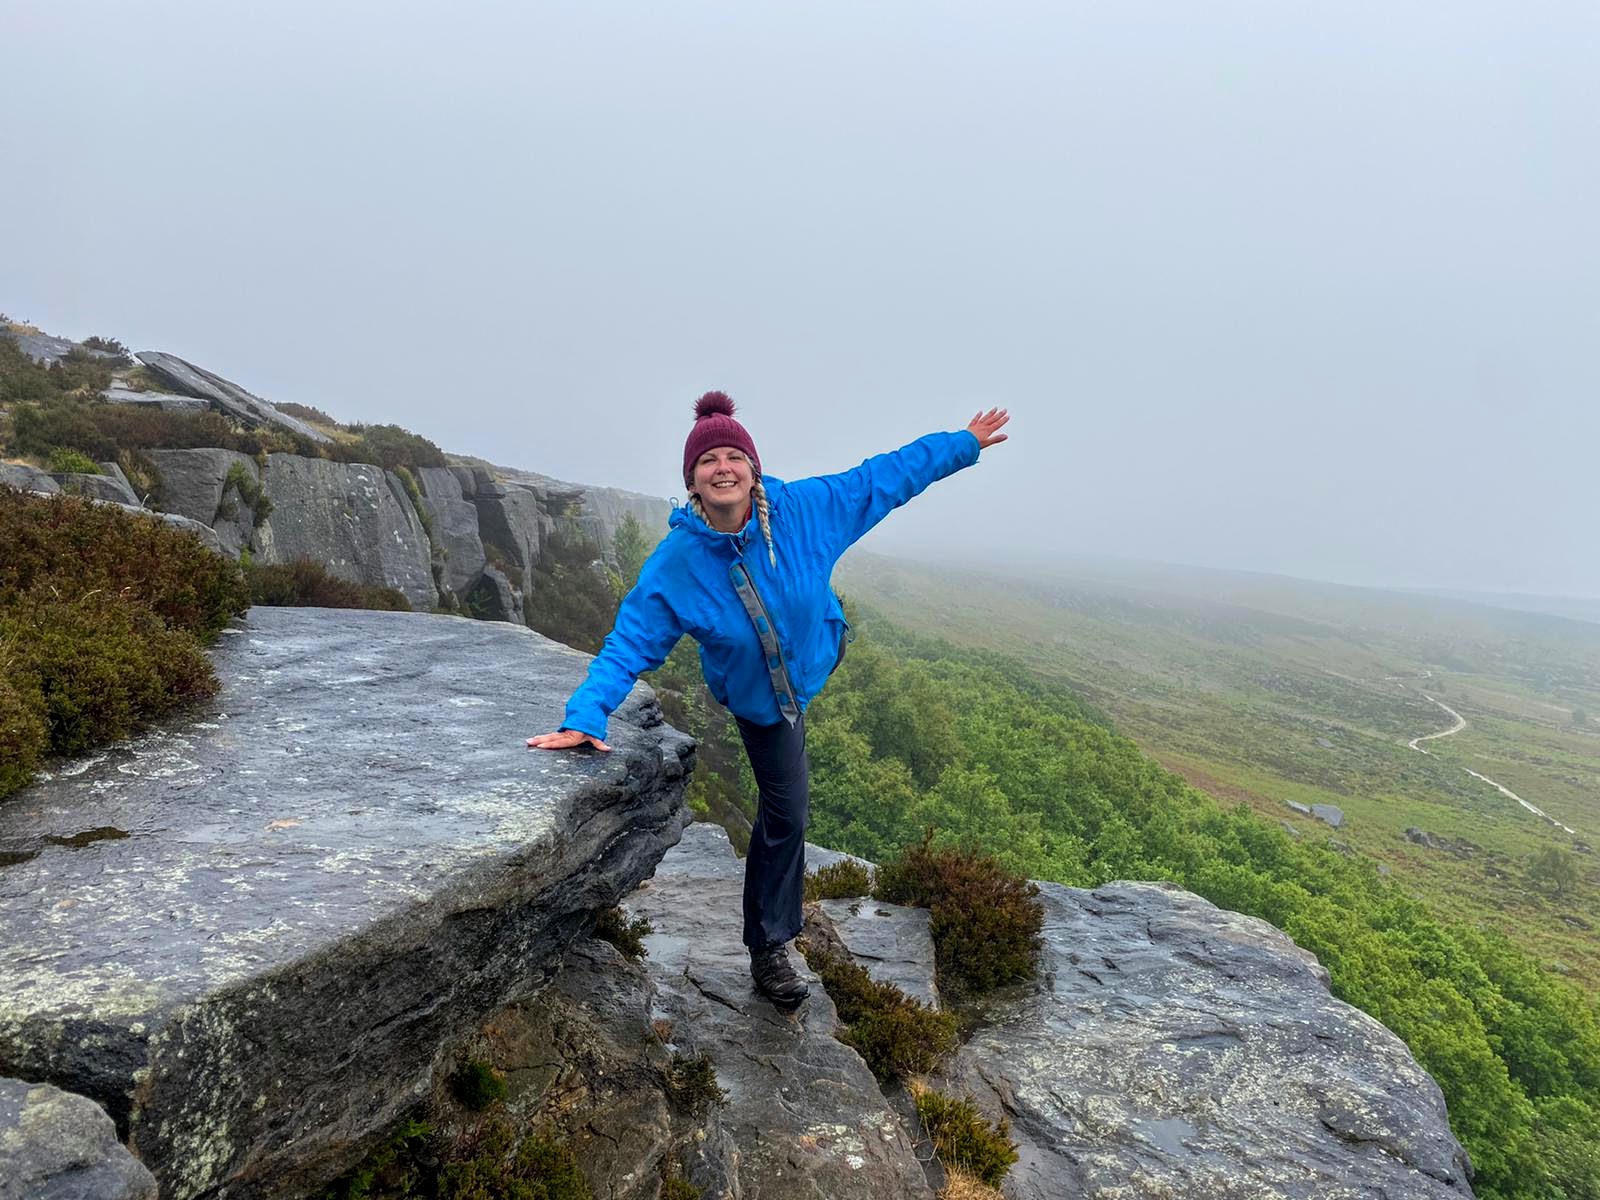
[560,429,982,740]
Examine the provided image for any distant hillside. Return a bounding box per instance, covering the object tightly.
[1406,587,1600,627]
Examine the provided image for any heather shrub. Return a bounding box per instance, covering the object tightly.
[0,670,49,795]
[450,1060,508,1111]
[910,1082,1018,1187]
[437,1123,593,1200]
[337,423,448,472]
[0,491,248,639]
[874,831,1044,997]
[274,400,341,427]
[804,858,874,901]
[0,337,116,404]
[10,399,117,460]
[244,557,411,611]
[798,942,957,1083]
[593,906,652,961]
[667,1053,726,1118]
[2,590,218,758]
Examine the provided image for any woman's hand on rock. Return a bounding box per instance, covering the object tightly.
[526,729,612,752]
[966,407,1010,449]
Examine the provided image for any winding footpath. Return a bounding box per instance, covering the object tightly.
[1408,693,1577,835]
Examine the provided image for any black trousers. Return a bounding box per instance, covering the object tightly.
[735,711,809,952]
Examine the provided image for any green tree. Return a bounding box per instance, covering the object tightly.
[610,512,652,599]
[1527,847,1581,897]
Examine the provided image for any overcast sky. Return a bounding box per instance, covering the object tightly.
[3,2,1595,596]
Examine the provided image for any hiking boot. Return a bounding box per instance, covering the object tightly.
[750,942,810,1008]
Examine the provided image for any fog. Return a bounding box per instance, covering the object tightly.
[3,1,1595,595]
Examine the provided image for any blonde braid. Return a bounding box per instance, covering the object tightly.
[687,480,778,568]
[752,478,777,568]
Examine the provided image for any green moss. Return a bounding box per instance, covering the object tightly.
[593,906,652,961]
[798,942,957,1083]
[450,1060,508,1111]
[667,1052,726,1118]
[874,831,1043,998]
[912,1084,1018,1187]
[660,1177,701,1200]
[803,859,873,901]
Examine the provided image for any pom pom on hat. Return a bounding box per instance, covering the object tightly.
[694,391,736,420]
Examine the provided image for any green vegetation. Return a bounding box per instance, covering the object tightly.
[592,906,652,961]
[608,512,650,600]
[217,461,273,527]
[46,447,101,474]
[659,1176,700,1200]
[245,557,411,611]
[449,1061,508,1111]
[797,941,958,1083]
[666,1052,726,1118]
[0,491,247,799]
[320,1118,593,1200]
[910,1082,1018,1188]
[319,1116,435,1200]
[525,530,618,656]
[803,858,874,901]
[874,832,1044,997]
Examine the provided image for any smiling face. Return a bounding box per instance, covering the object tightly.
[692,445,755,527]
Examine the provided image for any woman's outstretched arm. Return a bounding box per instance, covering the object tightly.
[527,581,684,752]
[787,408,1010,557]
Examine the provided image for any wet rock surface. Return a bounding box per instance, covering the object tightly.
[814,898,940,1010]
[624,823,935,1200]
[938,880,1475,1199]
[0,607,693,1200]
[256,454,437,608]
[0,1077,158,1200]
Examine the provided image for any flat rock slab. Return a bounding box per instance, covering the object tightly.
[0,607,693,1200]
[0,1077,157,1200]
[625,823,934,1200]
[944,880,1475,1199]
[134,352,330,445]
[815,898,939,1010]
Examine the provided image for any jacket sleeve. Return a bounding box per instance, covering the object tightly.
[559,580,684,742]
[786,430,981,558]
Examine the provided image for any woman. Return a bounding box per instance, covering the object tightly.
[529,392,1010,1008]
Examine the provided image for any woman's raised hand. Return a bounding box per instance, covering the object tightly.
[526,729,612,752]
[966,407,1010,449]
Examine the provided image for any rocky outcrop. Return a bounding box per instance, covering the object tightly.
[134,351,331,445]
[414,466,488,599]
[2,327,124,366]
[0,606,693,1200]
[0,1077,158,1200]
[102,382,213,413]
[933,880,1474,1198]
[1311,802,1345,828]
[255,453,436,608]
[144,448,262,557]
[53,467,139,506]
[0,462,59,494]
[624,823,935,1199]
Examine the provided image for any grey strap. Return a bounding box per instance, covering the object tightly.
[729,562,800,726]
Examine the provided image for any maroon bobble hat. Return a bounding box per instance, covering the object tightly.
[682,391,762,489]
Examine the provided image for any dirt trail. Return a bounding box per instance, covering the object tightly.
[1408,693,1577,835]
